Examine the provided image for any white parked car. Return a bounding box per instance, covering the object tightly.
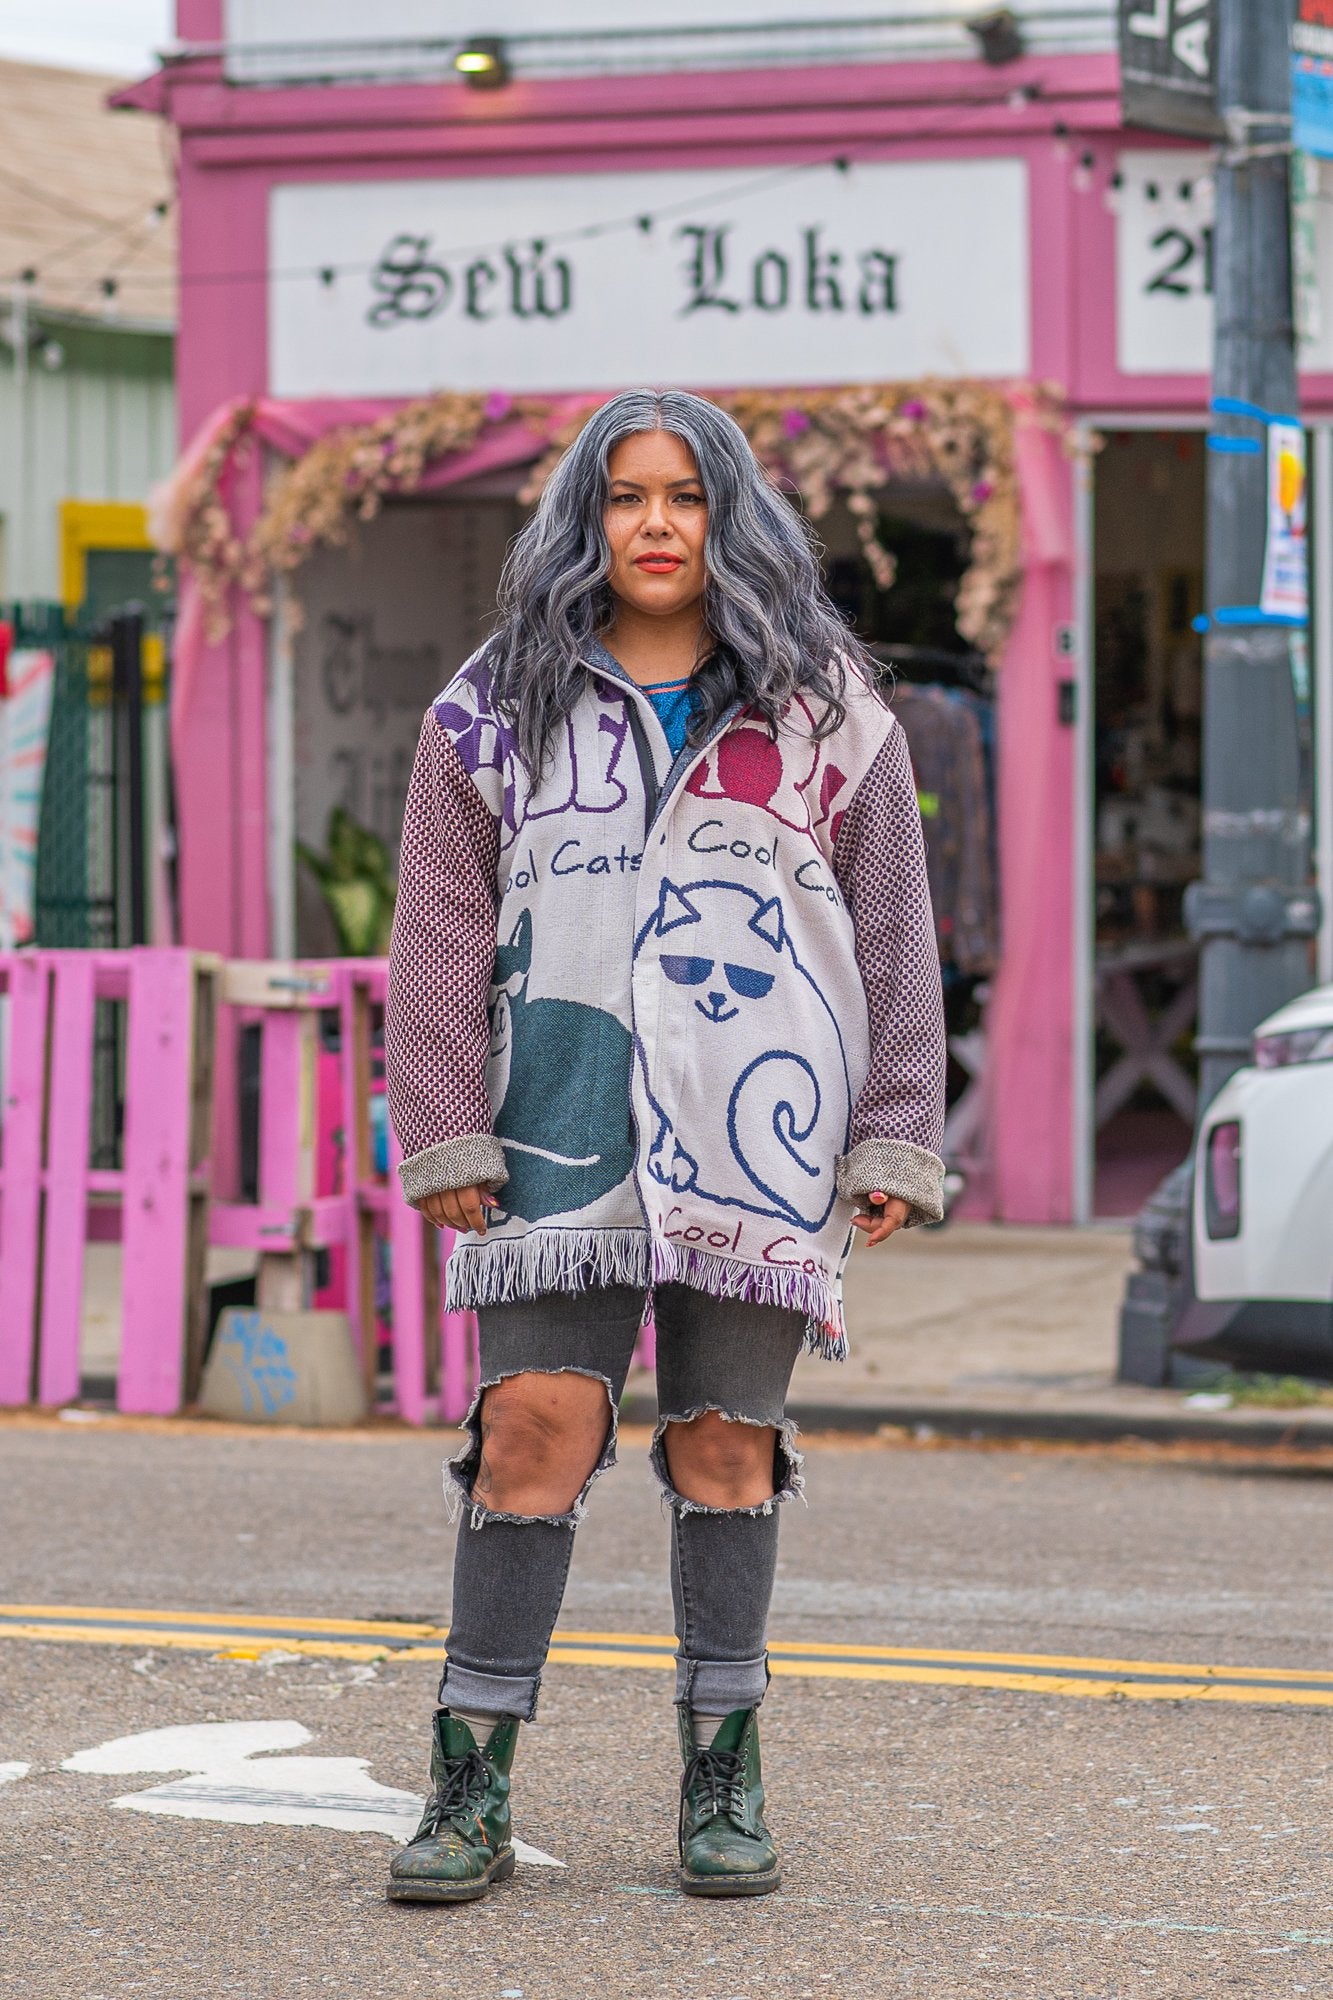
[1182,982,1333,1378]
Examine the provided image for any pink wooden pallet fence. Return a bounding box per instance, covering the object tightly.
[1,951,653,1421]
[0,949,217,1414]
[210,959,480,1425]
[0,950,480,1420]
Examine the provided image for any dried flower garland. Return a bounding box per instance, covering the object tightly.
[162,381,1067,659]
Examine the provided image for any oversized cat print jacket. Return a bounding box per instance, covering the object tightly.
[385,638,946,1357]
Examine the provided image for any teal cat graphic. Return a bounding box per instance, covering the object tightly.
[488,909,635,1222]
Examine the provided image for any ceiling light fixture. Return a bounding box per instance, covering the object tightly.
[453,36,509,89]
[967,9,1026,65]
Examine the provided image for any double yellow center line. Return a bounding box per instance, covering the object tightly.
[3,1604,1331,1707]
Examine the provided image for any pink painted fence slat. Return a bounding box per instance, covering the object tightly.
[387,1117,429,1426]
[118,952,203,1414]
[438,1278,477,1427]
[336,965,376,1388]
[37,952,96,1406]
[259,1008,311,1216]
[0,955,49,1405]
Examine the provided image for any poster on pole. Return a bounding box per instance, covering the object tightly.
[1260,422,1310,623]
[0,647,56,949]
[1119,0,1223,138]
[1293,0,1333,158]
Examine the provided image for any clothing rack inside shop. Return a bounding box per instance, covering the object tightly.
[869,642,994,695]
[868,642,998,1210]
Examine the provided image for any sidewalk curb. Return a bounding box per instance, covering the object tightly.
[620,1392,1333,1451]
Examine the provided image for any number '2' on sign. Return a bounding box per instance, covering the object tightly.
[1146,223,1214,298]
[1125,0,1212,79]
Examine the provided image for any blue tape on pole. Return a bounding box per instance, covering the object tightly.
[1212,606,1308,628]
[1211,396,1300,427]
[1206,435,1262,453]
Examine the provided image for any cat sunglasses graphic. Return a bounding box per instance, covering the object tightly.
[660,953,776,1023]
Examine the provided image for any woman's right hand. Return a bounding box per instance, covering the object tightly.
[420,1185,493,1235]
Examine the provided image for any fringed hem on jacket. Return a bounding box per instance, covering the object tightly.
[445,1226,847,1360]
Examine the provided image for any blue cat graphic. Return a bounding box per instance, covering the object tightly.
[489,909,635,1222]
[633,879,852,1231]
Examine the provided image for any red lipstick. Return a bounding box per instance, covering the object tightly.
[634,553,684,572]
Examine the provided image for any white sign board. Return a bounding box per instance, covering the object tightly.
[1117,149,1333,374]
[268,159,1030,398]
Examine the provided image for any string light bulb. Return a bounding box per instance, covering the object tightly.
[453,37,509,89]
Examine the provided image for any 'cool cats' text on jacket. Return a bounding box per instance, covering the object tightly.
[385,639,947,1357]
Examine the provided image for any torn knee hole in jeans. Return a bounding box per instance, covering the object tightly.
[650,1404,805,1517]
[445,1365,618,1530]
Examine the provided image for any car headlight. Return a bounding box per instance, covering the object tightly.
[1252,1025,1333,1068]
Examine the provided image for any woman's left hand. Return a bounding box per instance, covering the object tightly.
[851,1193,911,1247]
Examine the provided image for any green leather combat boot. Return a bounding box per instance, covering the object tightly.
[677,1705,781,1897]
[386,1711,519,1904]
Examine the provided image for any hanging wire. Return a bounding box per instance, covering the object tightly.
[0,161,137,231]
[14,197,174,284]
[29,85,1075,303]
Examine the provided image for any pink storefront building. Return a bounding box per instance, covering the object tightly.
[121,1,1333,1226]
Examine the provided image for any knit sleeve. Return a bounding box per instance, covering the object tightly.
[385,708,507,1208]
[831,719,947,1226]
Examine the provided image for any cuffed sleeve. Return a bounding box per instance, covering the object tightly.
[385,709,505,1210]
[836,1139,943,1222]
[831,719,947,1227]
[398,1134,508,1207]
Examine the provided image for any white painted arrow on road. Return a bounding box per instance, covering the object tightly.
[59,1721,564,1865]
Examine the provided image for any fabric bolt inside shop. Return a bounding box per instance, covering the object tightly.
[881,661,997,981]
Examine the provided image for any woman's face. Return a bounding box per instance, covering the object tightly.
[603,429,708,620]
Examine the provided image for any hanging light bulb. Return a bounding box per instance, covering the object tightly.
[453,37,509,89]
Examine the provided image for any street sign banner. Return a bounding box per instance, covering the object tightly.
[1119,0,1223,138]
[1260,422,1309,623]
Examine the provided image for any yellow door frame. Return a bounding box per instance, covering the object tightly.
[59,499,154,613]
[59,499,165,699]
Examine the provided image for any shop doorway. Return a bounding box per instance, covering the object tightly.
[286,491,526,955]
[1091,428,1205,1218]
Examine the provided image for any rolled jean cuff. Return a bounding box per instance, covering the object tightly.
[438,1661,541,1724]
[674,1652,769,1713]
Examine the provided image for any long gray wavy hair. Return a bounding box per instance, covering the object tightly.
[486,388,873,771]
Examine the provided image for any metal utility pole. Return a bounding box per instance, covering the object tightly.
[1117,0,1318,1383]
[1186,0,1318,1109]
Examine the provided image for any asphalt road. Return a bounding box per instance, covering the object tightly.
[2,1416,1330,1999]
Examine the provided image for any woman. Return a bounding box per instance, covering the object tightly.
[384,388,945,1905]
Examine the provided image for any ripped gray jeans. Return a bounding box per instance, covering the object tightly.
[440,1282,806,1723]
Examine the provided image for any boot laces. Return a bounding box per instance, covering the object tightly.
[422,1748,492,1840]
[680,1745,748,1843]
